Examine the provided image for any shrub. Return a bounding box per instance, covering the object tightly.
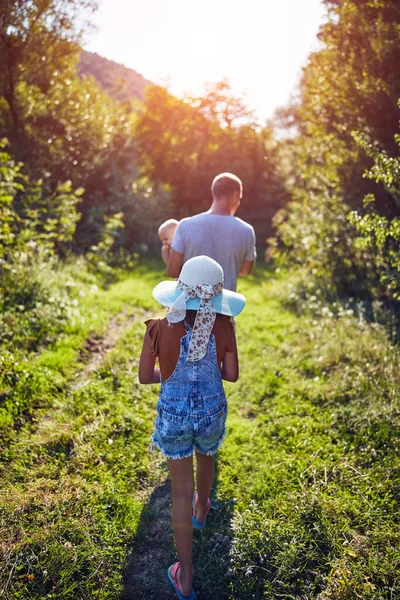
[348,130,400,302]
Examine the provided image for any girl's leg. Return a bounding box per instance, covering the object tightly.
[195,450,214,523]
[168,456,195,596]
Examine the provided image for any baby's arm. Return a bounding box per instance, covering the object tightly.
[159,221,178,268]
[138,331,160,383]
[161,243,172,266]
[221,334,239,382]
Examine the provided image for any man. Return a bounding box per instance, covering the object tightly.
[166,173,256,291]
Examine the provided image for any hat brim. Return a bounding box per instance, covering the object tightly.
[152,281,246,317]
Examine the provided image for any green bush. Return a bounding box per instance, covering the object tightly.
[271,123,400,341]
[0,141,86,350]
[348,130,400,302]
[0,255,85,352]
[0,140,82,263]
[271,186,367,297]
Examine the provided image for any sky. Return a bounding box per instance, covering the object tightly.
[83,0,327,123]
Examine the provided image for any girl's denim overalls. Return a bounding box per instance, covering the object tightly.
[151,322,228,459]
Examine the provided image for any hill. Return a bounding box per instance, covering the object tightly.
[78,49,153,104]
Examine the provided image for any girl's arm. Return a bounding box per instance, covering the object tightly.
[221,333,239,382]
[139,330,161,384]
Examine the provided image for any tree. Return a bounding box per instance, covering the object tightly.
[0,2,170,253]
[136,83,289,244]
[0,0,97,134]
[348,128,400,302]
[291,0,400,215]
[0,139,82,269]
[272,0,400,302]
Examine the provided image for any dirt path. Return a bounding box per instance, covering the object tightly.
[72,309,142,389]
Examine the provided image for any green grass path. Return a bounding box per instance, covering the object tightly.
[0,264,399,599]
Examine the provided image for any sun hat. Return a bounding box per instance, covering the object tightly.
[152,256,246,361]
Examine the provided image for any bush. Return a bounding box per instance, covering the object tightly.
[348,130,400,302]
[0,254,85,352]
[270,119,400,339]
[0,140,82,266]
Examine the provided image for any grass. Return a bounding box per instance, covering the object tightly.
[0,259,165,443]
[0,262,399,599]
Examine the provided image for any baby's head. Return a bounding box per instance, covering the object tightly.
[158,219,179,246]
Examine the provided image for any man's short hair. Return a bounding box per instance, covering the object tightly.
[211,173,243,199]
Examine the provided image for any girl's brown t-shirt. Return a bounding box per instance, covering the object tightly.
[145,314,235,381]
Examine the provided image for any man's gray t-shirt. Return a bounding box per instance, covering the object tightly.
[171,213,256,291]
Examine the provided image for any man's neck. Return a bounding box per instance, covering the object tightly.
[208,202,234,216]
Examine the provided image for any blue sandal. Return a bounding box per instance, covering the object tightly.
[192,492,210,530]
[167,563,196,600]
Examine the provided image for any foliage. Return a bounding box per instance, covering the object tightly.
[293,0,400,215]
[0,0,97,133]
[84,211,138,279]
[348,130,400,301]
[1,63,147,250]
[272,0,400,313]
[272,194,360,293]
[0,2,167,254]
[269,133,368,297]
[0,253,85,352]
[0,140,82,267]
[0,141,132,355]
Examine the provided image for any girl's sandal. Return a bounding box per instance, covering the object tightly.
[167,563,196,600]
[192,492,210,530]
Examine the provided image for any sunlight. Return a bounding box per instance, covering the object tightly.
[85,0,326,121]
[184,24,222,62]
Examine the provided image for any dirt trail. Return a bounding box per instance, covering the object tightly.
[34,306,151,440]
[72,308,147,389]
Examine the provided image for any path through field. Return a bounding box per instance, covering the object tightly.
[1,263,399,599]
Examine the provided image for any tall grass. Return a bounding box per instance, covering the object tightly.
[0,263,398,599]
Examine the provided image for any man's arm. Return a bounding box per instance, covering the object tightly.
[239,259,255,276]
[166,249,184,278]
[239,227,256,276]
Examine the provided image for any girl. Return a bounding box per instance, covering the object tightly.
[139,255,245,600]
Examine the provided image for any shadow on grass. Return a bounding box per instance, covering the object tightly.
[121,479,175,600]
[120,455,235,600]
[193,454,235,600]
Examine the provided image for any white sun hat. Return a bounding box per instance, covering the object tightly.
[152,256,246,361]
[152,255,246,317]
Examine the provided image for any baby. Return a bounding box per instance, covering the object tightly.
[158,218,179,266]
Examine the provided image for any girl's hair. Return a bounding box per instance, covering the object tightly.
[185,309,197,328]
[163,309,224,327]
[161,308,198,325]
